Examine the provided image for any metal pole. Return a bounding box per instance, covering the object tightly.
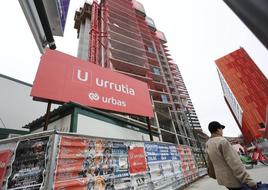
[33,0,56,131]
[43,101,51,131]
[146,117,153,141]
[33,0,56,49]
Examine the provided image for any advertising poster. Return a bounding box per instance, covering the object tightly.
[7,136,49,190]
[169,145,180,161]
[53,178,88,190]
[145,142,163,183]
[127,142,150,189]
[145,143,159,163]
[168,145,183,184]
[55,136,89,182]
[177,145,196,184]
[145,143,183,189]
[130,173,151,190]
[158,144,171,161]
[55,136,115,190]
[54,136,185,190]
[128,146,146,174]
[0,150,12,188]
[112,141,130,190]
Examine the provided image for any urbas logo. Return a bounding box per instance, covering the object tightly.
[73,67,93,86]
[73,67,129,107]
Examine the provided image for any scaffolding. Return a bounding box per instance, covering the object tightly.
[74,0,205,149]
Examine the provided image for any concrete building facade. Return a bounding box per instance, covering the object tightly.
[73,0,205,147]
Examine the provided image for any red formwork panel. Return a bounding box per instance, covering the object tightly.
[215,48,268,143]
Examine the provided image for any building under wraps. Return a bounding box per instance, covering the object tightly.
[215,47,268,144]
[73,0,205,150]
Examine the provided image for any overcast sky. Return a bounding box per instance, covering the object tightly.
[0,0,267,137]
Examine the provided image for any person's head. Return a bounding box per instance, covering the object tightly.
[89,166,96,176]
[95,139,104,154]
[208,121,225,136]
[93,155,102,165]
[94,176,105,190]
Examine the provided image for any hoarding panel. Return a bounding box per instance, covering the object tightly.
[145,142,183,189]
[7,136,50,189]
[265,106,268,139]
[0,150,12,187]
[128,147,146,174]
[0,133,196,189]
[54,136,131,190]
[31,49,154,117]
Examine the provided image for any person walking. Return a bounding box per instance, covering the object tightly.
[206,121,257,190]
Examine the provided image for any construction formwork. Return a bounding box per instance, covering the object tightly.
[74,0,205,151]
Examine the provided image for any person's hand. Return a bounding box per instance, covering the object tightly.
[246,181,257,190]
[249,183,257,190]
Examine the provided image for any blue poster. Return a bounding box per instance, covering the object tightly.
[145,143,180,162]
[169,145,180,161]
[158,144,172,161]
[145,142,160,163]
[112,142,129,178]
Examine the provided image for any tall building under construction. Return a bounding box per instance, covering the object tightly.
[73,0,204,147]
[215,48,268,144]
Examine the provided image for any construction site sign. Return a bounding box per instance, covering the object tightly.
[31,49,154,117]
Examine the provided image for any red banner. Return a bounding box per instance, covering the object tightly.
[265,106,268,139]
[55,136,89,182]
[54,136,115,189]
[0,150,12,187]
[128,147,146,174]
[54,178,88,190]
[31,49,154,117]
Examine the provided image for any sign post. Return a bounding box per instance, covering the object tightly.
[43,101,51,131]
[146,117,153,141]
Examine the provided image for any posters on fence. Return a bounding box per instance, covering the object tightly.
[127,142,150,190]
[112,141,130,190]
[128,146,146,174]
[55,136,113,189]
[145,142,183,189]
[7,136,50,190]
[54,136,187,190]
[0,133,200,190]
[55,136,132,190]
[0,150,13,188]
[54,137,154,190]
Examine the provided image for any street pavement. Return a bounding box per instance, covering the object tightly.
[184,164,268,190]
